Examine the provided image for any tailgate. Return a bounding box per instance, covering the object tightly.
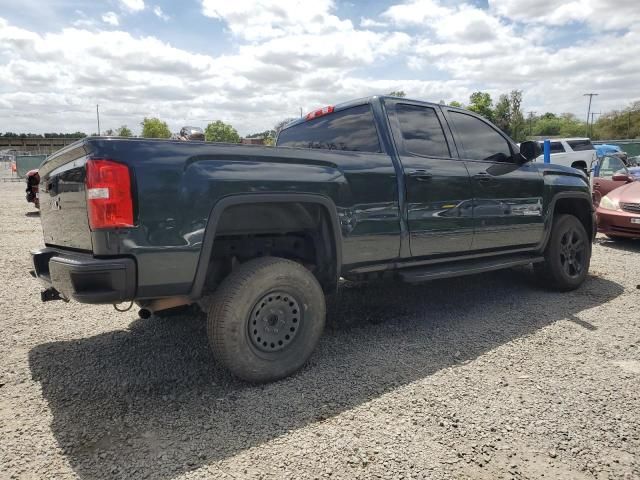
[38,141,93,251]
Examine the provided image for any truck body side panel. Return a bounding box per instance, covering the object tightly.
[39,138,401,298]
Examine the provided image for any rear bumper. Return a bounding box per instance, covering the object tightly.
[31,247,136,303]
[596,207,640,238]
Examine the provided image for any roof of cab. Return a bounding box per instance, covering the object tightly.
[279,95,445,132]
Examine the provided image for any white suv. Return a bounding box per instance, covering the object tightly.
[535,138,597,173]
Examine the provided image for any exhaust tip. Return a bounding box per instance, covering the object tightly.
[138,308,152,319]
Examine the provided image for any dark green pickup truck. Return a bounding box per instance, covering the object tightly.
[31,96,595,382]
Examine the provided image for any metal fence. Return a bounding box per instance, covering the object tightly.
[593,140,640,157]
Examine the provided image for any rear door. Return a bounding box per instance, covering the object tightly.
[445,109,545,250]
[386,101,474,257]
[276,103,401,266]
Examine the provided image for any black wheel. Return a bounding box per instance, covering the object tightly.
[207,256,326,382]
[534,214,591,291]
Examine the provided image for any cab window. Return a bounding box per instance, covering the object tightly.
[449,111,513,162]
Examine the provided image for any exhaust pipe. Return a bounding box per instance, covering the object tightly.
[136,296,192,319]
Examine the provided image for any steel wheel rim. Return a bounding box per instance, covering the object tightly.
[248,291,302,352]
[559,227,586,278]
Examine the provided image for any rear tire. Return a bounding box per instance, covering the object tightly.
[534,214,591,291]
[207,256,326,382]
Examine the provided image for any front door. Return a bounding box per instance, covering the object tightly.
[445,110,545,250]
[592,155,629,205]
[388,102,474,257]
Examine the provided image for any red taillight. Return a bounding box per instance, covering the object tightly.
[85,159,134,229]
[305,105,334,121]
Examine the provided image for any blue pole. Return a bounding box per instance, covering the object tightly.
[543,139,551,164]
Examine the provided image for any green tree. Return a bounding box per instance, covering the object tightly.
[493,94,511,134]
[387,90,407,98]
[141,117,171,139]
[104,128,115,136]
[532,114,562,136]
[116,125,133,137]
[449,101,463,108]
[204,120,241,143]
[467,91,494,121]
[508,90,526,142]
[558,113,586,137]
[594,102,640,140]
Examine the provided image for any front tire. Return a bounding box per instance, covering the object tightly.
[534,214,591,291]
[207,257,326,382]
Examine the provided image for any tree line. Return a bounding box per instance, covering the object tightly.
[3,97,638,142]
[445,91,639,141]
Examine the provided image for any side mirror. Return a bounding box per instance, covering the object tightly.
[519,141,541,162]
[612,172,632,182]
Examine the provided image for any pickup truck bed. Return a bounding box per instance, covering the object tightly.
[31,95,595,382]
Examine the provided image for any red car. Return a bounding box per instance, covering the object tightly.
[592,155,632,205]
[25,169,40,209]
[597,180,640,240]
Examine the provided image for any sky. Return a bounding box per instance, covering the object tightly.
[0,0,638,136]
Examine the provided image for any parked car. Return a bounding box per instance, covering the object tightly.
[591,155,637,206]
[30,96,595,382]
[25,169,40,209]
[535,138,597,173]
[628,166,640,179]
[597,180,640,240]
[595,143,628,163]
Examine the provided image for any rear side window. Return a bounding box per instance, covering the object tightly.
[550,142,565,153]
[567,139,594,151]
[449,111,512,162]
[395,104,450,157]
[536,141,566,154]
[276,104,381,152]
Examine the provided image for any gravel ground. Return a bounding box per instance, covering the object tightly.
[1,180,639,480]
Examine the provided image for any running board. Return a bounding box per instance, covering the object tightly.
[398,254,544,283]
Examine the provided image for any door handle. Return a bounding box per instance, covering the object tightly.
[409,169,433,181]
[473,172,493,182]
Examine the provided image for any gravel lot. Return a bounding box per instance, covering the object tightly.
[1,180,639,479]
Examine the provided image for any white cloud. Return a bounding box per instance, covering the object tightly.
[119,0,145,13]
[201,0,352,41]
[0,0,639,136]
[489,0,640,31]
[360,17,387,28]
[382,0,451,25]
[153,6,170,21]
[101,12,120,27]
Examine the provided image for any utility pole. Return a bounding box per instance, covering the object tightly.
[299,107,303,118]
[583,93,598,138]
[527,111,536,136]
[96,104,101,136]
